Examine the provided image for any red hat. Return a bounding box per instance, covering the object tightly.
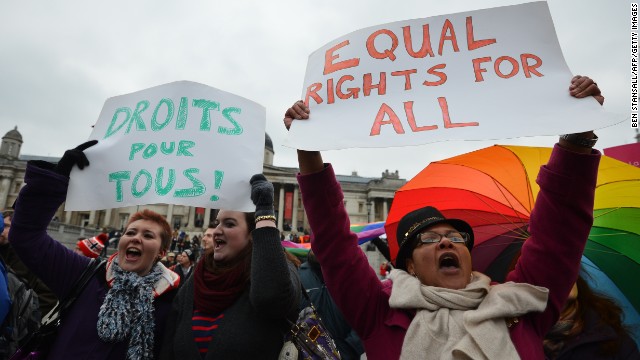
[77,233,107,258]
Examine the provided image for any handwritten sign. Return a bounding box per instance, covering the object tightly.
[286,1,617,150]
[65,81,265,212]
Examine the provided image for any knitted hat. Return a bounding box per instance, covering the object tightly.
[77,233,108,258]
[182,249,195,262]
[395,206,474,271]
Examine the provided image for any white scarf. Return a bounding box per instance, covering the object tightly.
[388,270,548,360]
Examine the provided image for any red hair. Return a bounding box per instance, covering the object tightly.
[125,209,172,251]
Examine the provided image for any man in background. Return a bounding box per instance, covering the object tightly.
[0,210,58,316]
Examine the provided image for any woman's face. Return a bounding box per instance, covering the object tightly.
[212,210,250,263]
[179,252,191,265]
[406,223,473,290]
[117,219,166,276]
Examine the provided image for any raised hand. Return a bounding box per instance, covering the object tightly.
[569,75,604,105]
[560,75,602,153]
[250,174,275,220]
[283,100,309,130]
[54,140,98,177]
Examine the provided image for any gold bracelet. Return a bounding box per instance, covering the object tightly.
[255,215,277,224]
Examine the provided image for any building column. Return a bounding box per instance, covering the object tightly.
[88,210,96,227]
[291,186,299,232]
[277,185,285,230]
[165,204,174,226]
[0,177,10,210]
[204,208,212,228]
[188,206,196,230]
[64,210,73,224]
[383,199,389,220]
[103,209,112,228]
[370,199,376,222]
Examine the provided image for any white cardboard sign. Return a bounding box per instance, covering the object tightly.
[65,81,265,212]
[286,1,617,150]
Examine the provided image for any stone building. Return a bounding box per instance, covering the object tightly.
[0,127,406,236]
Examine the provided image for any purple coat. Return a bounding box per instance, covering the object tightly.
[297,144,600,360]
[9,164,175,359]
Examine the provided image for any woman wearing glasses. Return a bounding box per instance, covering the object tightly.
[283,75,604,360]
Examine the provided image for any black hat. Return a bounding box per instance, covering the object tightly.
[182,249,195,262]
[395,206,474,271]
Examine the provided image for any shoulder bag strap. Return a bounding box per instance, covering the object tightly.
[41,258,106,325]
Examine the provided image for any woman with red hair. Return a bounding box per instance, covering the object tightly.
[9,141,180,359]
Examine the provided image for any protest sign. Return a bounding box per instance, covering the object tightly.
[65,81,265,212]
[286,1,618,150]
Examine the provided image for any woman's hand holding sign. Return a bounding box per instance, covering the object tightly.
[569,75,604,105]
[55,140,99,177]
[283,100,309,130]
[284,101,324,175]
[558,75,603,154]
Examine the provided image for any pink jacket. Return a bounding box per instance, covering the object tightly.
[297,144,600,360]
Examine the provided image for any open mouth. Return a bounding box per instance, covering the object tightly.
[125,247,142,261]
[214,239,227,250]
[438,252,460,270]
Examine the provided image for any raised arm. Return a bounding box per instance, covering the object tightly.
[9,140,98,299]
[507,75,603,335]
[286,101,392,340]
[248,174,300,320]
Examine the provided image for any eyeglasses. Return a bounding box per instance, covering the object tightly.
[415,230,469,246]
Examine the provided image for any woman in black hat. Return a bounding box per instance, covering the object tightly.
[174,249,195,286]
[283,75,604,360]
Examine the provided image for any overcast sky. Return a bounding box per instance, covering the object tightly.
[0,0,633,180]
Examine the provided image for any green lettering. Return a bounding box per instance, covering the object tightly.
[128,100,150,134]
[176,97,188,130]
[160,142,175,155]
[174,168,205,197]
[192,99,220,131]
[142,144,158,159]
[176,140,195,157]
[104,107,131,139]
[155,167,176,196]
[151,98,174,131]
[129,143,145,160]
[132,169,152,198]
[109,171,131,202]
[210,170,224,201]
[218,107,243,135]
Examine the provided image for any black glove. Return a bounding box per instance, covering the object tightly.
[250,174,275,218]
[54,140,98,177]
[371,236,391,262]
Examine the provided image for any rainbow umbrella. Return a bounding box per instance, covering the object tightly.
[385,145,640,324]
[350,221,386,244]
[581,256,640,345]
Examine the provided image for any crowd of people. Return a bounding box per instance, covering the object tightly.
[0,75,637,360]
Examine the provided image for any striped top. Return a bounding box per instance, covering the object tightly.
[192,310,224,357]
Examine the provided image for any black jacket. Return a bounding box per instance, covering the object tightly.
[160,227,300,359]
